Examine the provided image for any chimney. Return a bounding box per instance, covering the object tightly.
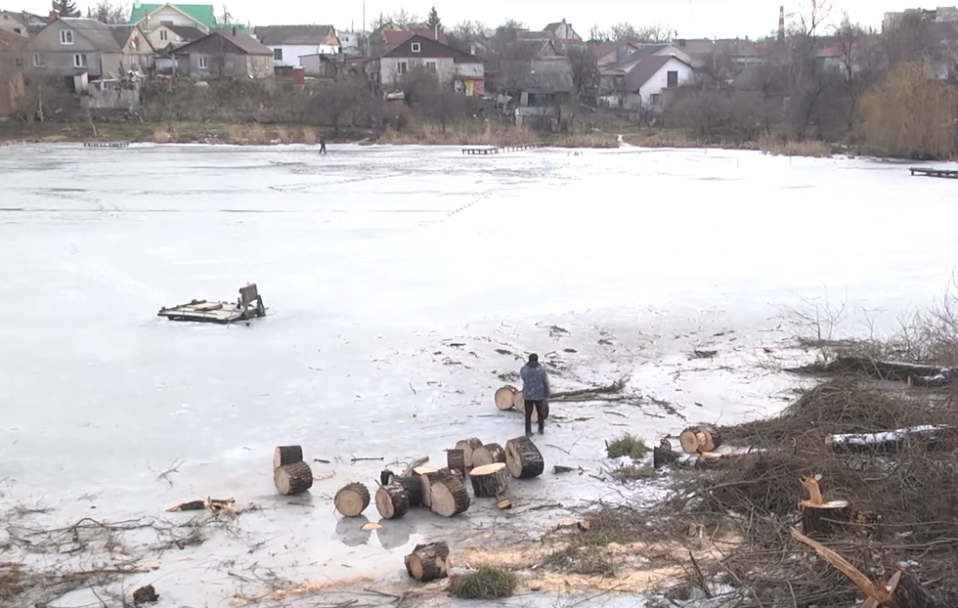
[778,6,785,42]
[48,9,58,21]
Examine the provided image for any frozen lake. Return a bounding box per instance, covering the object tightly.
[1,142,957,606]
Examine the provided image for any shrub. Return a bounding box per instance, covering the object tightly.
[605,434,649,459]
[448,567,517,599]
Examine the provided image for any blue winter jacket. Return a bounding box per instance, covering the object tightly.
[520,363,550,401]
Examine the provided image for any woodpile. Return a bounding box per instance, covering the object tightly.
[391,475,424,507]
[405,541,450,582]
[417,468,445,509]
[505,436,545,479]
[272,445,313,496]
[454,438,483,468]
[334,482,370,517]
[471,443,505,467]
[447,449,467,477]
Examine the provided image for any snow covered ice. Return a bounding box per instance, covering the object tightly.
[2,142,958,605]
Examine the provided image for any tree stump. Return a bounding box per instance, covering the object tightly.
[273,445,303,470]
[418,469,446,509]
[801,500,852,536]
[471,443,506,467]
[429,474,471,517]
[469,463,509,498]
[679,425,723,454]
[454,438,483,468]
[447,449,466,477]
[404,541,450,582]
[375,483,410,520]
[495,385,517,410]
[274,461,313,495]
[334,482,370,517]
[505,435,545,479]
[391,475,424,507]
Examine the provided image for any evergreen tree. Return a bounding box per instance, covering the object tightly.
[52,0,78,16]
[425,6,441,31]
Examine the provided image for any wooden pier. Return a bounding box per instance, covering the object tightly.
[909,167,958,179]
[83,141,130,148]
[462,143,542,155]
[158,283,267,324]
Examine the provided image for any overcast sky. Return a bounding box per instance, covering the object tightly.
[29,0,918,37]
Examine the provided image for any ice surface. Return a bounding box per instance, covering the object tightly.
[2,143,957,606]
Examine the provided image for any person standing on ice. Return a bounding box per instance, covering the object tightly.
[520,353,550,437]
[319,133,327,155]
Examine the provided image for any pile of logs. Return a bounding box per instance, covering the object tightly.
[273,445,314,496]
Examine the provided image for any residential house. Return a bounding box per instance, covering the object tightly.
[508,56,574,128]
[598,43,693,98]
[599,54,693,110]
[590,41,640,67]
[22,18,154,78]
[884,6,958,31]
[0,29,26,115]
[128,2,215,31]
[338,31,361,56]
[366,33,484,95]
[174,30,274,78]
[1,10,49,37]
[253,25,340,67]
[300,52,361,78]
[542,19,581,44]
[816,39,859,75]
[150,23,204,51]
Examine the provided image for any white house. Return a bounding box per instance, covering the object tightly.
[623,55,693,109]
[252,25,340,67]
[338,31,360,56]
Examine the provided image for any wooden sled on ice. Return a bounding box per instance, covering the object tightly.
[158,283,267,325]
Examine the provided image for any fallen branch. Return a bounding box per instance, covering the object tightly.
[789,356,957,387]
[351,456,384,463]
[550,380,626,400]
[826,425,958,454]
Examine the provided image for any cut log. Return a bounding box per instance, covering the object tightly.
[419,469,447,509]
[273,445,303,470]
[471,443,506,467]
[334,482,371,517]
[495,385,517,410]
[404,541,450,582]
[447,449,466,477]
[512,389,525,411]
[429,474,471,517]
[679,425,723,454]
[375,483,410,520]
[469,463,509,498]
[391,475,424,507]
[412,465,438,476]
[505,435,545,479]
[826,425,958,454]
[454,438,483,468]
[801,500,852,536]
[496,497,512,510]
[274,461,314,496]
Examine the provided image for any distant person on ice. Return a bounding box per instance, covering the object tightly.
[520,353,550,436]
[319,133,327,155]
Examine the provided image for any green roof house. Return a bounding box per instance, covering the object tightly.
[128,2,215,33]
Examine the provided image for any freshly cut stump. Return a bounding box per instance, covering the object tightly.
[495,385,517,410]
[429,475,471,517]
[405,541,450,582]
[273,445,303,470]
[801,500,852,536]
[274,461,313,495]
[454,438,483,468]
[512,390,525,411]
[679,425,723,454]
[419,469,447,509]
[391,475,424,507]
[471,443,506,467]
[334,482,371,517]
[505,435,545,479]
[470,463,509,498]
[447,449,466,477]
[375,484,410,520]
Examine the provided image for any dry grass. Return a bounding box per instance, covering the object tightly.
[301,127,316,145]
[151,128,171,143]
[274,126,292,144]
[448,567,517,599]
[379,122,539,146]
[550,133,619,148]
[606,434,650,460]
[758,134,832,158]
[246,123,267,145]
[623,129,760,150]
[543,505,653,578]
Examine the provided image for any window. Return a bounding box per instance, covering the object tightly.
[160,20,173,26]
[159,29,168,41]
[33,54,42,67]
[198,56,208,68]
[73,53,87,68]
[14,27,22,34]
[425,61,436,74]
[60,29,73,45]
[397,61,407,75]
[650,93,661,106]
[666,70,678,88]
[273,48,283,60]
[411,42,420,53]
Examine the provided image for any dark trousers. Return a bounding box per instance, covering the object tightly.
[319,143,327,155]
[524,399,544,434]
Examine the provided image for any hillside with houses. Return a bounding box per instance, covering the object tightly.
[1,3,958,156]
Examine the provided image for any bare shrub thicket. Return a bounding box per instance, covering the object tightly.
[663,89,779,143]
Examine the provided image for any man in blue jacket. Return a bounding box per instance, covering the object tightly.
[520,353,550,436]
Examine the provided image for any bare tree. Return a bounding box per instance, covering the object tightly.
[788,0,835,36]
[311,79,365,134]
[567,47,599,101]
[88,0,127,24]
[388,8,422,30]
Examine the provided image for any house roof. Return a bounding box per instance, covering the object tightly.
[514,38,556,58]
[604,43,673,70]
[382,29,447,45]
[381,33,479,63]
[817,39,859,58]
[166,24,205,40]
[109,24,137,47]
[253,25,335,45]
[590,41,636,59]
[517,57,574,93]
[57,18,144,52]
[128,3,215,27]
[625,55,690,90]
[176,31,273,55]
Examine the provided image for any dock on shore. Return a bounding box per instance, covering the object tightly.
[462,143,543,155]
[83,141,131,148]
[909,167,958,179]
